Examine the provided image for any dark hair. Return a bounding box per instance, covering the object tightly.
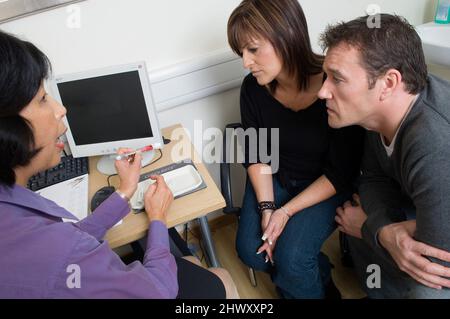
[0,30,51,186]
[320,14,427,94]
[227,0,323,92]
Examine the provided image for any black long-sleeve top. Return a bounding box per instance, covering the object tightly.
[240,74,364,193]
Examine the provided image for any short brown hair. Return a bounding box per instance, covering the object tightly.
[227,0,323,92]
[320,14,427,94]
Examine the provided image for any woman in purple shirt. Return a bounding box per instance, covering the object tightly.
[0,30,238,299]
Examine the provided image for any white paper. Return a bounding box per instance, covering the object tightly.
[36,174,123,227]
[36,174,89,221]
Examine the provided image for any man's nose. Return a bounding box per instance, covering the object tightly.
[318,81,332,100]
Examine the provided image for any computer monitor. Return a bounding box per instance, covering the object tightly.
[49,61,163,175]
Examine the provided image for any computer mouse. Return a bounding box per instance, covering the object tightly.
[91,186,116,211]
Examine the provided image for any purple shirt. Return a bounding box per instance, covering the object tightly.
[0,184,178,298]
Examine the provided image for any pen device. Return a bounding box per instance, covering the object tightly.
[114,145,154,161]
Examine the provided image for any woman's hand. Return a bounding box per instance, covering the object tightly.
[261,210,272,234]
[144,175,174,224]
[259,210,273,260]
[258,237,278,265]
[258,209,290,263]
[115,148,142,199]
[262,209,290,245]
[257,209,275,264]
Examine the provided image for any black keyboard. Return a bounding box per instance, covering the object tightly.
[28,156,89,191]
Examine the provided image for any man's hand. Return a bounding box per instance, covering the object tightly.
[144,175,174,224]
[379,220,450,289]
[335,194,367,239]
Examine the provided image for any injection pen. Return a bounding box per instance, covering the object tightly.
[114,145,154,161]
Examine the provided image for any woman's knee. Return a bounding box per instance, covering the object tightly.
[235,236,268,271]
[272,252,324,298]
[274,248,318,278]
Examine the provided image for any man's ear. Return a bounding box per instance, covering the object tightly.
[379,69,402,101]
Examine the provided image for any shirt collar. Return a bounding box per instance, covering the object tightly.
[0,184,78,221]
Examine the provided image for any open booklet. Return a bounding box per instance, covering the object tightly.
[36,174,122,227]
[36,174,89,222]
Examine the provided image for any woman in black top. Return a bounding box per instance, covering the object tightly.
[227,0,364,298]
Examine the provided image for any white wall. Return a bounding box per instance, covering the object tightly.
[428,64,450,80]
[1,0,440,218]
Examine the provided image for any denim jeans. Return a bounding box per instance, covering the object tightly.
[236,175,347,299]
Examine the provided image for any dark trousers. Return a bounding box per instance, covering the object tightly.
[348,234,450,299]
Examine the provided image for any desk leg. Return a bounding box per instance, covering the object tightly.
[198,216,221,268]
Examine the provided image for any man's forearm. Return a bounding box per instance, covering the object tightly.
[359,181,407,248]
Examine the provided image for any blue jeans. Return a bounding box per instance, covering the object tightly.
[236,175,347,299]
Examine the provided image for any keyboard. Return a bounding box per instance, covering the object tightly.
[28,156,89,191]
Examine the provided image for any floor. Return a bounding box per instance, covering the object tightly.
[189,216,366,299]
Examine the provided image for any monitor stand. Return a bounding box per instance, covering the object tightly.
[96,150,156,175]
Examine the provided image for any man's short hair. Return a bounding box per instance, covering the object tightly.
[320,14,427,94]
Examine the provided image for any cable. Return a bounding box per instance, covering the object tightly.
[188,226,206,262]
[142,149,163,169]
[184,223,188,242]
[198,237,205,263]
[107,173,116,187]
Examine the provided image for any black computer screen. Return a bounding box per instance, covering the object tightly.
[57,70,154,145]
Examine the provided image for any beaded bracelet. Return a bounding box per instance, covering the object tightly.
[257,201,277,214]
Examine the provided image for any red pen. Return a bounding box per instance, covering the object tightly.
[114,145,154,161]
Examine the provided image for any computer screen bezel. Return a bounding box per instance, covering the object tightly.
[49,61,163,158]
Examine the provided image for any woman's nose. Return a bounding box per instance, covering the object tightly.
[242,51,253,69]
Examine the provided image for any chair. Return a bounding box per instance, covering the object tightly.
[220,122,258,287]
